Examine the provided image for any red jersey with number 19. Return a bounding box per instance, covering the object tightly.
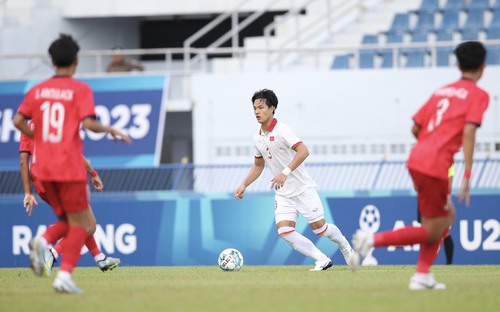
[407,79,489,180]
[17,76,96,182]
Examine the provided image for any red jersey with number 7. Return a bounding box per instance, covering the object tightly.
[17,76,96,182]
[407,78,489,180]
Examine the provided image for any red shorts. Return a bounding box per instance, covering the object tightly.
[40,181,89,217]
[32,174,50,204]
[409,169,449,218]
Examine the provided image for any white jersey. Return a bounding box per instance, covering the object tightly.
[253,119,317,197]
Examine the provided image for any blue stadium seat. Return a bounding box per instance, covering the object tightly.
[331,54,352,69]
[359,50,377,69]
[405,50,428,67]
[418,0,440,12]
[466,0,489,10]
[486,45,500,65]
[386,32,404,44]
[461,29,480,40]
[361,34,378,45]
[487,27,500,39]
[443,0,465,10]
[438,9,460,31]
[379,50,395,68]
[436,29,454,41]
[390,13,410,34]
[414,11,435,32]
[463,8,485,30]
[410,30,429,42]
[489,9,500,29]
[436,47,453,67]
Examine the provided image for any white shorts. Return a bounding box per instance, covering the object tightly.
[275,187,325,224]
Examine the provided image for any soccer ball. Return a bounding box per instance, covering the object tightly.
[218,248,244,271]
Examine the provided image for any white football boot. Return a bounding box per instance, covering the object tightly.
[409,273,446,291]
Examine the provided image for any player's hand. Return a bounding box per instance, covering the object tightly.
[23,193,38,217]
[444,194,454,211]
[457,177,470,207]
[109,128,132,144]
[271,173,287,190]
[235,185,246,200]
[92,175,103,192]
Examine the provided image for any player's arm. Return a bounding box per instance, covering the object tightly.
[83,157,103,191]
[457,124,477,206]
[411,123,421,139]
[446,165,455,212]
[82,117,132,144]
[235,157,265,200]
[13,113,33,138]
[19,152,38,216]
[270,142,309,190]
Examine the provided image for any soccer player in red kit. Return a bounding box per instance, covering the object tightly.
[13,34,131,294]
[19,124,121,277]
[350,41,489,290]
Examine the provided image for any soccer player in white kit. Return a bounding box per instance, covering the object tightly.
[235,89,353,271]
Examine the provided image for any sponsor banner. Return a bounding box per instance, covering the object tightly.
[328,195,500,265]
[0,76,168,168]
[0,192,498,268]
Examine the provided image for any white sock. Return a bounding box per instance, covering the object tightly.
[38,237,48,246]
[278,227,329,261]
[316,223,346,245]
[51,248,59,260]
[56,270,71,281]
[94,253,106,263]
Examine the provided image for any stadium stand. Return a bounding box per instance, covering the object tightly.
[331,0,500,70]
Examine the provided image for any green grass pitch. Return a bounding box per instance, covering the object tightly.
[0,265,498,312]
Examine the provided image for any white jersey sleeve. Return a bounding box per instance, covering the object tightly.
[279,123,302,149]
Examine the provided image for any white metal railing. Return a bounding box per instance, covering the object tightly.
[1,40,500,97]
[191,158,500,193]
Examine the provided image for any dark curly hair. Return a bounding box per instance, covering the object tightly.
[48,34,80,67]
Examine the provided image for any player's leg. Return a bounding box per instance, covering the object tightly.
[301,189,352,264]
[443,234,454,265]
[47,205,120,272]
[28,181,69,277]
[351,170,450,276]
[85,205,121,271]
[275,195,331,271]
[52,181,90,295]
[410,204,454,290]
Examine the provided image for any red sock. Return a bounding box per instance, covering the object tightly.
[59,226,88,274]
[374,226,428,247]
[85,236,101,257]
[416,228,450,273]
[42,221,69,245]
[53,240,64,255]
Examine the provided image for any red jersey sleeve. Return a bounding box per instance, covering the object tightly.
[465,90,489,127]
[412,96,433,127]
[77,83,97,120]
[17,89,35,119]
[19,132,32,154]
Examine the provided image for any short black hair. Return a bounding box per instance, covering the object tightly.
[251,89,278,110]
[48,34,80,67]
[454,41,486,72]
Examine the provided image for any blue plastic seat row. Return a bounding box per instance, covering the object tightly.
[391,8,500,34]
[419,0,499,12]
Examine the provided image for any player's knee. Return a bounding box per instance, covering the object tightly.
[278,226,295,237]
[312,224,328,236]
[87,224,96,235]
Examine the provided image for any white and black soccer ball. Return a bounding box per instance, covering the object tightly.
[359,204,381,233]
[218,248,244,271]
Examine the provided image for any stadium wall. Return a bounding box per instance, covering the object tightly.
[1,191,499,268]
[191,67,500,164]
